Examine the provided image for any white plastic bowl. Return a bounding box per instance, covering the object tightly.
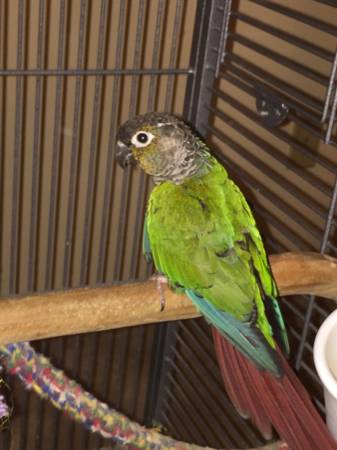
[314,308,337,442]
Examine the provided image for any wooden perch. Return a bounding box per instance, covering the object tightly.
[0,252,336,344]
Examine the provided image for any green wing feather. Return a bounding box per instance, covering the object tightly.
[144,155,289,374]
[143,217,152,264]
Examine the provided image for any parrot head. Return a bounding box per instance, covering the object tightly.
[116,112,208,184]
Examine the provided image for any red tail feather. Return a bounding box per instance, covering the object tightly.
[212,328,337,450]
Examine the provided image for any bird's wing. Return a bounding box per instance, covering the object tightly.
[145,161,288,372]
[143,216,153,264]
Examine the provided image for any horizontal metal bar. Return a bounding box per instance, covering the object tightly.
[212,83,336,173]
[233,12,334,62]
[250,0,337,37]
[209,149,318,250]
[160,402,197,445]
[315,0,337,6]
[288,108,337,150]
[265,236,287,253]
[171,350,242,446]
[0,68,194,76]
[282,297,318,332]
[229,32,328,86]
[165,373,215,445]
[290,327,314,351]
[253,204,317,251]
[224,62,337,148]
[207,122,325,239]
[299,360,322,385]
[224,61,322,124]
[327,241,337,255]
[164,383,209,445]
[313,302,329,318]
[207,103,331,200]
[179,322,220,372]
[227,53,324,116]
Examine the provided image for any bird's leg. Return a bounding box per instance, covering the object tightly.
[150,273,168,312]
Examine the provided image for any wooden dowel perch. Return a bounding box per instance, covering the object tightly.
[0,252,337,345]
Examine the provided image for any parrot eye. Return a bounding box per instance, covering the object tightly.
[131,131,154,148]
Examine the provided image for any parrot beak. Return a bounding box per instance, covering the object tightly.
[116,141,136,169]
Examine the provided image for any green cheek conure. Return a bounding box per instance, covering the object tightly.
[116,113,336,450]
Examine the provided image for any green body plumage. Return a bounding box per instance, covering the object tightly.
[116,113,289,376]
[146,156,288,375]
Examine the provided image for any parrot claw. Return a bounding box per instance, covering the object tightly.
[150,274,168,311]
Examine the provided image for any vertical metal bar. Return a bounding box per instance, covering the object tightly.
[0,0,6,298]
[0,5,11,450]
[295,175,337,369]
[325,81,337,143]
[114,328,130,410]
[144,323,168,425]
[152,322,181,423]
[43,4,68,450]
[62,2,88,448]
[131,1,171,418]
[9,0,25,295]
[80,0,108,286]
[80,6,109,446]
[82,334,99,450]
[96,0,128,284]
[96,331,116,450]
[147,0,165,110]
[129,0,146,117]
[132,0,164,280]
[12,5,28,449]
[23,3,48,449]
[45,0,67,291]
[164,0,184,111]
[130,0,165,280]
[129,0,156,280]
[111,5,147,429]
[320,46,337,123]
[50,338,66,450]
[128,326,146,418]
[67,334,84,450]
[183,0,228,136]
[62,0,88,288]
[113,0,146,281]
[27,0,46,293]
[94,4,128,440]
[215,0,232,78]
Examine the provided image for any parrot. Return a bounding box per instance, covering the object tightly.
[116,112,337,450]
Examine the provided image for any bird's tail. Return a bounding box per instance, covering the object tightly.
[212,328,337,450]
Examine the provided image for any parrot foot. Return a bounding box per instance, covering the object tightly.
[150,274,168,312]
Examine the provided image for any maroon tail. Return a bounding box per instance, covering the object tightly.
[212,328,337,450]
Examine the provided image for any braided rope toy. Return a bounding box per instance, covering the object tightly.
[0,342,284,450]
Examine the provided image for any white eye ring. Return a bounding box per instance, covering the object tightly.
[131,131,155,148]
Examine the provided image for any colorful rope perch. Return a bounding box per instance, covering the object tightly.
[0,342,285,450]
